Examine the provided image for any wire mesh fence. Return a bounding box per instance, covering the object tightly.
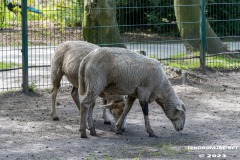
[0,1,22,90]
[0,0,240,91]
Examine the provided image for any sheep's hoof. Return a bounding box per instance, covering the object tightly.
[149,133,158,138]
[90,129,97,136]
[52,117,60,121]
[79,128,88,138]
[81,134,88,138]
[116,130,123,135]
[104,121,111,125]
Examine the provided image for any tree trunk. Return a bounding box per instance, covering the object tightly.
[174,0,227,54]
[82,0,126,48]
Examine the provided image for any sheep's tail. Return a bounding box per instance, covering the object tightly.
[51,44,69,93]
[79,59,86,95]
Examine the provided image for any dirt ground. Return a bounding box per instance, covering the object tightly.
[0,71,240,160]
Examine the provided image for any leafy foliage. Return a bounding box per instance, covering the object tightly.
[0,0,82,29]
[206,0,240,36]
[116,0,240,36]
[44,0,83,27]
[1,0,239,37]
[0,0,7,28]
[116,0,177,34]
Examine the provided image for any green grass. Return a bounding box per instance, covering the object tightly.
[28,82,37,92]
[150,142,189,157]
[0,62,20,70]
[166,52,240,71]
[103,154,113,160]
[206,55,240,70]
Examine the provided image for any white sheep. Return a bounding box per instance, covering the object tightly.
[51,41,127,129]
[79,47,186,138]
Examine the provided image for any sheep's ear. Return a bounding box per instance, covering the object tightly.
[176,104,185,112]
[100,103,113,109]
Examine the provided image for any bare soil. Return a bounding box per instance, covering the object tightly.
[0,71,240,160]
[0,20,179,46]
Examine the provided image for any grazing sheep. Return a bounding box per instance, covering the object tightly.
[100,95,127,131]
[79,47,186,138]
[51,41,127,129]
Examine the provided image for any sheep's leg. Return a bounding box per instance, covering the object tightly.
[71,86,80,111]
[102,98,111,125]
[79,94,93,138]
[72,86,98,134]
[121,116,128,132]
[87,102,97,136]
[51,86,60,121]
[79,72,107,138]
[80,93,99,138]
[116,96,136,135]
[51,65,63,121]
[80,101,88,138]
[103,108,112,125]
[51,73,63,121]
[139,101,157,137]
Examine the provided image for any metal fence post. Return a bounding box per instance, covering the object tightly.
[21,0,29,94]
[200,0,206,74]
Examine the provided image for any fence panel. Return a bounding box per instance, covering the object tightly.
[1,0,83,91]
[0,0,22,90]
[0,0,240,91]
[27,0,83,90]
[206,1,240,70]
[117,0,185,60]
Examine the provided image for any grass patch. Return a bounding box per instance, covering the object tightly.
[206,55,240,70]
[150,142,189,157]
[0,62,20,70]
[165,52,240,71]
[133,154,142,160]
[28,82,37,92]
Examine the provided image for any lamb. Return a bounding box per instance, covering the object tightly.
[51,41,127,129]
[79,47,186,138]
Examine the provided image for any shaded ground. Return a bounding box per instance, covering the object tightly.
[0,71,240,160]
[0,20,179,46]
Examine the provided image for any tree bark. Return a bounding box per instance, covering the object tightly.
[174,0,227,54]
[82,0,126,48]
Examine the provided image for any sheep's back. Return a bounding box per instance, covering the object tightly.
[53,41,100,87]
[84,47,162,95]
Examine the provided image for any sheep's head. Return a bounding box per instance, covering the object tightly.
[101,95,126,122]
[169,103,186,131]
[156,100,186,131]
[102,101,125,122]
